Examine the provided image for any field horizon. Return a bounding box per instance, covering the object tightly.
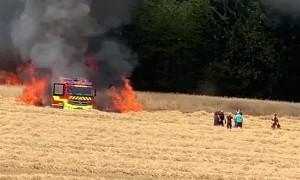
[1,85,300,116]
[2,84,300,121]
[0,85,299,179]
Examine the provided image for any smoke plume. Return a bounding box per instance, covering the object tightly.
[262,0,300,13]
[0,0,138,87]
[90,38,138,88]
[0,0,23,49]
[0,0,24,71]
[88,0,138,88]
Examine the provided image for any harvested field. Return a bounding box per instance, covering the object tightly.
[0,86,300,179]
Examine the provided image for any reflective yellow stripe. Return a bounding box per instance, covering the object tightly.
[68,96,92,101]
[74,85,87,88]
[52,96,68,107]
[53,96,61,100]
[53,95,93,110]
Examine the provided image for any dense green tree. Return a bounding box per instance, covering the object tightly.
[124,0,214,93]
[121,0,300,102]
[204,0,279,98]
[266,13,300,101]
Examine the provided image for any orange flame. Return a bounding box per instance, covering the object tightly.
[0,63,49,106]
[17,64,49,106]
[0,71,22,85]
[86,53,143,112]
[17,78,48,106]
[111,76,143,112]
[86,53,99,72]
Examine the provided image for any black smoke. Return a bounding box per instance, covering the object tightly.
[262,0,300,14]
[0,0,138,88]
[87,0,138,88]
[0,0,24,71]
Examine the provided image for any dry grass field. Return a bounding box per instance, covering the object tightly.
[136,91,300,116]
[3,85,300,116]
[0,85,299,179]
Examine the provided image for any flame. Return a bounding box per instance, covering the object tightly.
[86,53,99,72]
[111,76,143,112]
[0,63,49,106]
[0,71,22,85]
[17,64,49,106]
[0,53,143,112]
[17,78,48,106]
[86,53,143,112]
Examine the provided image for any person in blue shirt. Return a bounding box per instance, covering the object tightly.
[235,112,243,128]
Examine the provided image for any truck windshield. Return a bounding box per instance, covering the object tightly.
[70,87,93,96]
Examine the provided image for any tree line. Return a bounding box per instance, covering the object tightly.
[121,0,300,102]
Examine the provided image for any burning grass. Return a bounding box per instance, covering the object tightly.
[0,60,298,116]
[110,76,143,112]
[0,63,50,106]
[2,85,300,116]
[0,61,143,112]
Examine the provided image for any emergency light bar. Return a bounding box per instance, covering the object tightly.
[67,80,92,86]
[59,77,92,86]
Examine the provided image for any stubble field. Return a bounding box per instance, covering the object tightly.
[0,85,300,179]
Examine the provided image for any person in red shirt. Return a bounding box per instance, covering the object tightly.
[225,113,233,129]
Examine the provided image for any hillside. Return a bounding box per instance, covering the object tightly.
[0,86,299,179]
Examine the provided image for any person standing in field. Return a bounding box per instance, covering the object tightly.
[238,109,243,115]
[271,113,280,129]
[214,110,221,126]
[225,113,233,129]
[234,109,242,128]
[235,111,243,128]
[219,110,225,126]
[234,110,238,128]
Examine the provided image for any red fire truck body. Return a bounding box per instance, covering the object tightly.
[51,77,96,110]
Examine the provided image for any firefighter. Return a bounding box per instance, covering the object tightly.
[225,113,233,129]
[219,110,225,126]
[271,113,280,129]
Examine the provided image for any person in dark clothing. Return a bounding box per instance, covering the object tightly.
[214,110,221,126]
[271,114,280,129]
[226,113,233,129]
[219,110,225,126]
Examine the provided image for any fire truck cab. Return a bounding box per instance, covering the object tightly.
[51,77,96,110]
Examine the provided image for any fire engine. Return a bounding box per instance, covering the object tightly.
[51,77,96,110]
